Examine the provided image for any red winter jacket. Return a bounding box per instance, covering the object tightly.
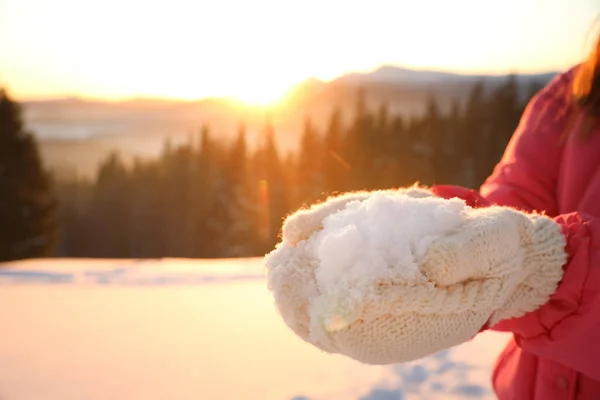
[432,67,600,399]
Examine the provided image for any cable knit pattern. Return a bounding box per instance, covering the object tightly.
[490,213,567,324]
[265,192,568,365]
[422,207,567,326]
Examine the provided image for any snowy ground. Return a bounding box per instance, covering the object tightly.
[0,258,510,400]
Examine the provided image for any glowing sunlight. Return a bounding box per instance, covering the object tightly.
[1,0,598,101]
[228,77,290,107]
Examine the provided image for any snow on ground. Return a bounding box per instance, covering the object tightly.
[0,258,510,400]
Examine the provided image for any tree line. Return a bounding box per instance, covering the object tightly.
[0,77,541,261]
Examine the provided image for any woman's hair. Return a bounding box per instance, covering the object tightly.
[574,34,600,114]
[570,33,600,138]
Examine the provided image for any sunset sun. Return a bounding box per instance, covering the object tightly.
[228,78,290,106]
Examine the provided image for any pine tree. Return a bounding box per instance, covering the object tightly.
[463,81,490,187]
[194,127,225,257]
[323,107,350,193]
[444,99,468,185]
[345,87,376,190]
[422,95,441,157]
[386,114,410,187]
[91,152,131,257]
[54,179,84,256]
[128,159,162,257]
[371,103,391,188]
[223,123,256,256]
[490,74,521,151]
[408,95,440,185]
[254,118,290,252]
[0,90,57,261]
[297,116,324,205]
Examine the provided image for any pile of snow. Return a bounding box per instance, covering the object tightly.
[304,192,469,325]
[0,257,264,286]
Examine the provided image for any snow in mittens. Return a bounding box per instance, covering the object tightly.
[272,191,472,336]
[308,192,467,295]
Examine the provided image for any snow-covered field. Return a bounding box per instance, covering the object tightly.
[0,258,510,400]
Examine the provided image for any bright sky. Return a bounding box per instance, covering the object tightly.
[1,0,599,104]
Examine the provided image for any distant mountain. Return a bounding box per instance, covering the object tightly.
[22,65,558,179]
[339,65,467,84]
[337,65,557,86]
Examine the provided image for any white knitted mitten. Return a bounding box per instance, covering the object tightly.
[265,196,567,365]
[282,186,433,246]
[421,206,567,326]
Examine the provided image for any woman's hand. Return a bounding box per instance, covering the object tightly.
[265,188,568,365]
[421,206,567,326]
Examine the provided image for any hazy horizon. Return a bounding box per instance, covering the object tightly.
[13,63,561,104]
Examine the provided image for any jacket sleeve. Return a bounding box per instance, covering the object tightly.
[431,188,600,380]
[479,69,574,216]
[493,212,600,381]
[430,68,600,380]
